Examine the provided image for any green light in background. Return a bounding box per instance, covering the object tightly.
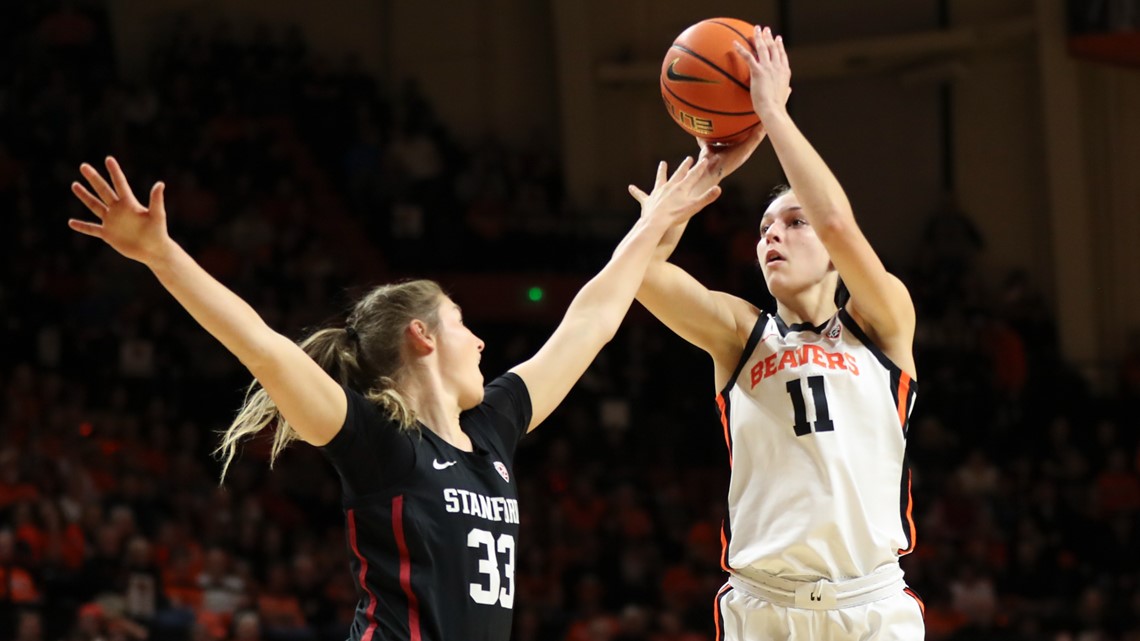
[527,286,545,302]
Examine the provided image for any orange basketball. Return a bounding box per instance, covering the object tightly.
[660,18,758,145]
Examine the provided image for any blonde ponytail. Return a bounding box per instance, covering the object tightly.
[214,280,444,482]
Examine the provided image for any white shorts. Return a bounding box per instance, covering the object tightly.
[714,572,925,640]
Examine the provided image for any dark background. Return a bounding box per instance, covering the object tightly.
[2,1,1140,640]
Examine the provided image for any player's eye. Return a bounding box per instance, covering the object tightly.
[760,224,771,235]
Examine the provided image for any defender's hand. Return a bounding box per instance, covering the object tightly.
[70,157,174,266]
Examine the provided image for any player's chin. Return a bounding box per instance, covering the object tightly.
[761,269,781,290]
[764,275,797,300]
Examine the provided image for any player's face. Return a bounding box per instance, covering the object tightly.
[434,298,486,409]
[757,193,834,299]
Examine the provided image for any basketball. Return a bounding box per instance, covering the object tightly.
[660,18,759,145]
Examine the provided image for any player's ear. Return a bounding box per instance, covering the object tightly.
[407,320,434,355]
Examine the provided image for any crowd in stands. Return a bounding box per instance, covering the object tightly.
[3,2,1140,640]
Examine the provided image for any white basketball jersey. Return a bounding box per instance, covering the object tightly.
[715,310,917,582]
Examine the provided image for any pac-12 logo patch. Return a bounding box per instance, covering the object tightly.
[493,461,510,483]
[827,325,842,339]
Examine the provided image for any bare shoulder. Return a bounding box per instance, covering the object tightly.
[845,284,917,380]
[711,295,764,390]
[728,295,764,344]
[709,292,762,356]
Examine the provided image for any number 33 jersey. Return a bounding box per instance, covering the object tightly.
[715,310,918,582]
[320,373,531,641]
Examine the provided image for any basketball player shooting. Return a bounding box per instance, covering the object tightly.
[68,154,720,641]
[631,25,925,640]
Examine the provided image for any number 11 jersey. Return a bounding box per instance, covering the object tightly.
[320,373,530,641]
[715,310,918,582]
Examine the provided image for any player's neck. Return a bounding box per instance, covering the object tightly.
[402,375,472,452]
[775,291,837,328]
[422,413,472,452]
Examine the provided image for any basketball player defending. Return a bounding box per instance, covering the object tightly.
[631,26,925,639]
[69,155,720,641]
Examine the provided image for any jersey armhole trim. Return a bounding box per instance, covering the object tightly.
[719,314,769,397]
[837,308,916,383]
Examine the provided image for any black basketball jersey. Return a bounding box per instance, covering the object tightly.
[319,373,531,641]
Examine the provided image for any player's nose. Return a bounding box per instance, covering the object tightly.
[763,223,782,243]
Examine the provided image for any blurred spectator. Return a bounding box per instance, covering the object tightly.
[956,449,1001,499]
[0,529,42,634]
[256,562,312,641]
[948,563,997,627]
[1095,449,1140,517]
[232,610,265,641]
[3,6,1139,641]
[13,609,45,641]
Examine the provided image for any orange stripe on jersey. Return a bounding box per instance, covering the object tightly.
[904,587,926,617]
[716,393,733,468]
[895,372,911,429]
[715,394,734,574]
[712,583,732,641]
[897,470,917,555]
[719,524,731,573]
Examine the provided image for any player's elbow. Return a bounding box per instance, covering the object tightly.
[240,332,296,380]
[814,212,857,244]
[590,311,624,345]
[572,309,622,350]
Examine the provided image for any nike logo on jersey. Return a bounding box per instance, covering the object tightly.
[665,59,716,84]
[433,459,458,470]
